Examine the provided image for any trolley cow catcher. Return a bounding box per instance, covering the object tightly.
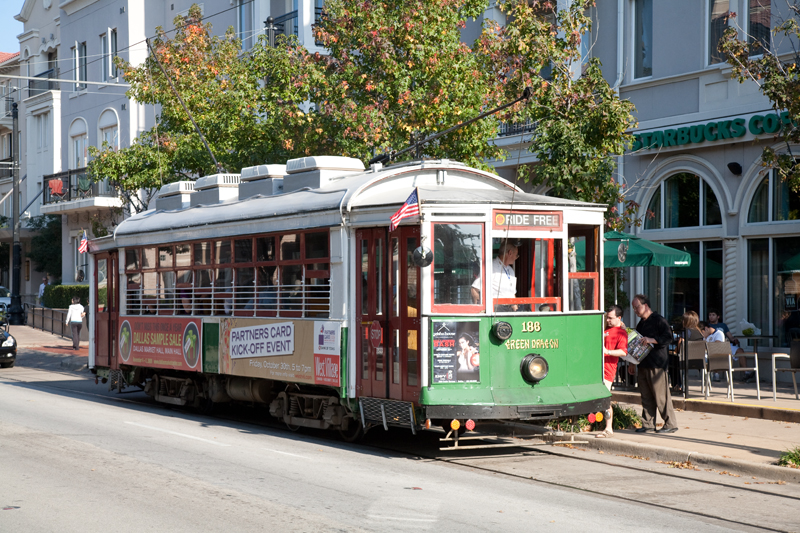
[87,156,610,437]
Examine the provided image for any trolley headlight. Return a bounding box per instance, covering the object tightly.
[520,354,548,383]
[2,336,15,348]
[492,321,513,341]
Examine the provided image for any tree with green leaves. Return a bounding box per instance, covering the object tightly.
[479,0,638,229]
[88,5,321,212]
[89,1,637,227]
[310,0,506,168]
[27,215,62,279]
[720,2,800,191]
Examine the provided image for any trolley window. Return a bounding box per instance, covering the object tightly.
[568,224,600,311]
[124,229,331,318]
[432,223,484,313]
[490,237,562,313]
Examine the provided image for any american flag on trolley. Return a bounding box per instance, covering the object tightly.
[389,189,420,232]
[78,230,88,254]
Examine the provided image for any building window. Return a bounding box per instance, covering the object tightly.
[72,41,87,90]
[708,0,729,65]
[747,170,800,223]
[634,0,652,78]
[644,173,722,230]
[643,240,723,325]
[101,30,118,81]
[35,112,49,151]
[98,109,119,150]
[237,0,253,50]
[747,237,800,348]
[69,119,88,170]
[748,0,771,55]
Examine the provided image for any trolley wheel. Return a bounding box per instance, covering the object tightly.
[338,418,365,442]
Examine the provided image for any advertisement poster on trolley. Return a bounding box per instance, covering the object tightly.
[432,320,480,383]
[118,316,202,371]
[220,318,342,387]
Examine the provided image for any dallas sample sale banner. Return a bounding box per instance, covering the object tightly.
[118,316,202,371]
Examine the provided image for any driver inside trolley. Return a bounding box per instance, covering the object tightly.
[471,241,521,311]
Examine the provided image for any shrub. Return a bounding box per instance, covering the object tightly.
[777,447,800,469]
[546,404,642,433]
[43,284,89,309]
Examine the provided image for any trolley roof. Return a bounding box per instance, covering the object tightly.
[104,159,605,250]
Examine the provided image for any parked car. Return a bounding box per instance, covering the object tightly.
[0,286,10,308]
[0,319,16,368]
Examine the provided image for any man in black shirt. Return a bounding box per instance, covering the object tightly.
[633,294,678,433]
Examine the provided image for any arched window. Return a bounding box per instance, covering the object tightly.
[746,168,800,347]
[747,170,800,223]
[69,118,88,170]
[644,172,721,229]
[98,109,119,150]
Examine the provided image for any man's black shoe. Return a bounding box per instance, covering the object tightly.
[635,427,655,433]
[659,427,678,434]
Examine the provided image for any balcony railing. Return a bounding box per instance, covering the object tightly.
[2,96,12,116]
[274,10,299,38]
[43,168,117,205]
[0,157,12,180]
[498,119,537,138]
[28,69,59,99]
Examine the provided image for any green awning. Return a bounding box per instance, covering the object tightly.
[576,231,692,269]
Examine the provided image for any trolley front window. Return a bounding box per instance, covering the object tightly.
[432,223,483,313]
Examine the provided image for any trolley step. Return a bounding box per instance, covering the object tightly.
[359,397,418,433]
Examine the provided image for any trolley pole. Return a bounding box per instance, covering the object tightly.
[9,102,23,325]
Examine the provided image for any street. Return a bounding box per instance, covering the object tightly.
[1,363,799,532]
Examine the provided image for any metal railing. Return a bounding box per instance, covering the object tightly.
[498,119,537,137]
[25,303,70,338]
[43,168,118,204]
[28,69,59,99]
[274,10,299,38]
[125,282,331,318]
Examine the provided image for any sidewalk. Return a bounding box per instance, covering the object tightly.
[585,379,800,482]
[9,323,88,371]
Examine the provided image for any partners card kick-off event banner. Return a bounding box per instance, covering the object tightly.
[118,317,202,371]
[219,318,342,387]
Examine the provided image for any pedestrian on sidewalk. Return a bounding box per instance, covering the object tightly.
[38,277,48,306]
[65,296,86,350]
[632,294,679,434]
[597,304,628,438]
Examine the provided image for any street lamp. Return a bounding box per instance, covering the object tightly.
[264,16,276,48]
[9,102,23,325]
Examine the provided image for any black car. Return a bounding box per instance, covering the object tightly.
[0,329,15,368]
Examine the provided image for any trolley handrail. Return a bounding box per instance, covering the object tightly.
[125,282,331,318]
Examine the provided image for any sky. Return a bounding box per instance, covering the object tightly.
[0,1,25,55]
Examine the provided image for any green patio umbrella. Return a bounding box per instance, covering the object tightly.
[575,231,692,303]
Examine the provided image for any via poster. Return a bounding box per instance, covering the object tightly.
[313,321,341,387]
[118,316,202,371]
[432,319,481,383]
[220,318,342,387]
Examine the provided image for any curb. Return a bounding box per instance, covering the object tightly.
[499,421,800,483]
[612,391,800,424]
[580,435,800,483]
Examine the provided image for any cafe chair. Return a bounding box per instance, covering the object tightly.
[706,342,760,401]
[771,339,800,401]
[685,340,708,395]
